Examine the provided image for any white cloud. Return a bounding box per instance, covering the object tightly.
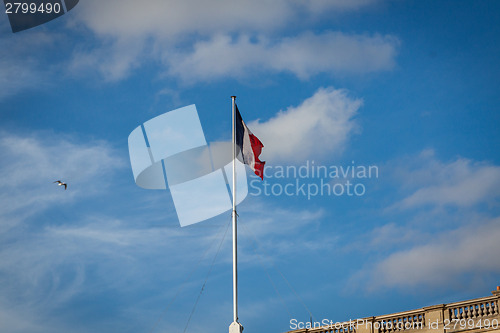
[392,150,500,209]
[305,0,377,14]
[249,87,361,164]
[74,0,378,39]
[363,217,500,290]
[66,0,395,82]
[0,1,392,91]
[165,32,399,82]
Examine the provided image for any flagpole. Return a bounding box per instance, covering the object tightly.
[232,95,238,322]
[229,96,243,333]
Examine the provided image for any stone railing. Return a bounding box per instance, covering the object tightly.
[374,309,426,333]
[448,298,498,321]
[285,290,500,333]
[444,295,499,333]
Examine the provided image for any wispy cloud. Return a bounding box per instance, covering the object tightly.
[238,201,329,264]
[360,217,500,290]
[0,219,172,333]
[250,87,361,164]
[0,131,325,331]
[0,201,325,332]
[69,36,147,81]
[0,29,58,100]
[0,131,125,232]
[392,150,500,209]
[165,32,399,82]
[349,151,500,292]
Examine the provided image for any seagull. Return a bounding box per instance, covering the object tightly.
[53,180,67,190]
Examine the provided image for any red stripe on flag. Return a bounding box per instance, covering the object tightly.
[249,133,265,179]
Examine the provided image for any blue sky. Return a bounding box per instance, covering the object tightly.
[1,1,500,332]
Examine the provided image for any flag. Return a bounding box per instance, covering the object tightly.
[235,105,266,180]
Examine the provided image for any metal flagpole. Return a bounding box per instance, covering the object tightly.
[229,96,243,333]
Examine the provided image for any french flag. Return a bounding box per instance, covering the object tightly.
[235,105,266,180]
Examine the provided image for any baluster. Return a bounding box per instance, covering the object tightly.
[472,304,478,318]
[484,303,489,316]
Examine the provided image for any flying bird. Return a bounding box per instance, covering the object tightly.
[53,180,67,190]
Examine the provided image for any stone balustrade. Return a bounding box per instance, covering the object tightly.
[285,290,500,333]
[374,309,426,333]
[449,299,498,321]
